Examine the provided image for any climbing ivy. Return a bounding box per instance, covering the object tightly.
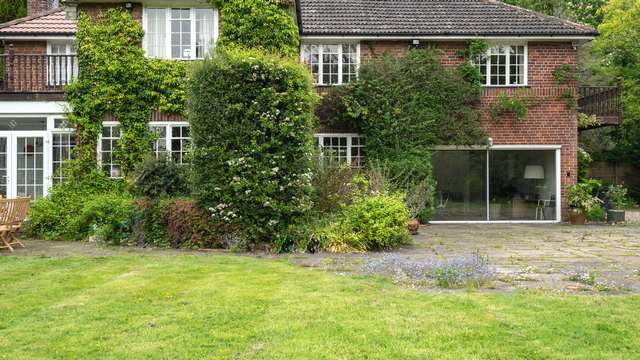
[65,9,188,178]
[457,40,489,86]
[211,0,299,57]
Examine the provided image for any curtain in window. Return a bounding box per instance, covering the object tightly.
[196,9,215,59]
[146,9,167,58]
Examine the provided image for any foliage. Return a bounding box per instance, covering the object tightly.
[578,113,600,129]
[131,198,170,247]
[405,180,430,219]
[566,178,603,213]
[131,156,190,198]
[70,193,135,244]
[161,198,233,249]
[0,0,25,23]
[26,169,125,240]
[606,184,632,209]
[213,0,299,57]
[318,193,411,252]
[66,9,188,177]
[586,203,607,221]
[337,49,484,222]
[490,92,531,122]
[503,0,606,26]
[595,0,640,167]
[553,64,577,84]
[457,40,489,85]
[560,90,578,110]
[310,161,358,214]
[431,252,493,289]
[188,48,315,245]
[578,147,593,181]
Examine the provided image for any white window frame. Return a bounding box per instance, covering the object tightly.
[475,43,528,87]
[98,121,122,179]
[149,121,191,165]
[300,43,360,86]
[142,7,219,60]
[46,40,78,86]
[314,133,365,168]
[51,119,75,185]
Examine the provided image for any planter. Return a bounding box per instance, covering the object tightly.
[607,209,626,223]
[569,209,586,225]
[407,218,420,235]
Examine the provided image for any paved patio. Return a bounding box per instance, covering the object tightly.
[288,224,640,293]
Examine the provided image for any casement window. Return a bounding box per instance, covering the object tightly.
[144,8,217,60]
[150,123,191,165]
[301,44,359,85]
[51,119,75,185]
[474,45,527,86]
[100,124,121,178]
[314,134,365,168]
[47,41,78,86]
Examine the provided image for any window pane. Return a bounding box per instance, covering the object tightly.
[432,150,487,221]
[195,8,215,58]
[145,9,166,58]
[509,46,525,85]
[489,47,507,86]
[489,150,556,220]
[170,8,192,59]
[341,44,357,84]
[322,45,339,85]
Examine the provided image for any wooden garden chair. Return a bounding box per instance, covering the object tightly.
[0,197,30,252]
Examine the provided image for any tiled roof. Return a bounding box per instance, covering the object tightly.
[297,0,598,37]
[0,9,76,36]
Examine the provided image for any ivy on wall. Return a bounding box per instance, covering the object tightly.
[211,0,299,57]
[65,9,188,178]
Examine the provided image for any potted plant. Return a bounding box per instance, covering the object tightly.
[605,185,629,223]
[405,181,429,235]
[566,182,602,225]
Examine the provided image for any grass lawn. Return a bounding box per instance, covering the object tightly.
[1,254,639,359]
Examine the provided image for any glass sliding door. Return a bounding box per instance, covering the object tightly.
[489,150,557,220]
[432,150,487,221]
[432,148,559,222]
[16,136,45,199]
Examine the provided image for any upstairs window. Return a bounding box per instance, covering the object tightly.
[47,41,78,86]
[475,45,527,86]
[144,8,217,60]
[301,44,359,85]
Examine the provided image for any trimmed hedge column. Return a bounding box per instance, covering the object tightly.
[188,48,316,244]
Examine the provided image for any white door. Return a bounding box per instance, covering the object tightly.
[0,133,49,200]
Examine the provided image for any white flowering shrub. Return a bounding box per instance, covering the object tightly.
[188,48,316,244]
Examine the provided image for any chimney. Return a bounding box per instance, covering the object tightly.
[27,0,53,16]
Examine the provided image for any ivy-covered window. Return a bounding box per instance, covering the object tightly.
[99,124,121,178]
[143,8,217,59]
[474,45,527,86]
[314,133,365,168]
[301,44,359,85]
[150,123,191,165]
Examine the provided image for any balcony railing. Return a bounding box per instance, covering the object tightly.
[0,53,78,93]
[578,85,622,126]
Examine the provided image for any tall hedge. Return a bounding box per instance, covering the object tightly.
[188,48,316,243]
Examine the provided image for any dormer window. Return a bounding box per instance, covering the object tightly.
[143,8,218,60]
[474,45,527,86]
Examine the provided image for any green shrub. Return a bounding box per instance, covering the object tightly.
[188,48,315,245]
[213,0,299,57]
[605,184,634,209]
[567,179,603,214]
[586,204,607,222]
[131,156,190,198]
[162,198,233,249]
[319,194,411,252]
[70,193,135,244]
[131,198,170,248]
[26,168,125,240]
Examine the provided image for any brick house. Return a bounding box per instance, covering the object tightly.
[0,0,622,222]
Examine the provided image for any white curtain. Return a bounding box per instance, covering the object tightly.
[196,9,215,58]
[146,9,167,58]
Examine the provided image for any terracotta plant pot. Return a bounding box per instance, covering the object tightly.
[569,209,586,225]
[407,218,420,235]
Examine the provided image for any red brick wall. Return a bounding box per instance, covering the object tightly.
[27,0,48,16]
[79,3,143,22]
[2,41,50,92]
[358,40,579,219]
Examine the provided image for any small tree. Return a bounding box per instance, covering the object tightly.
[188,48,316,244]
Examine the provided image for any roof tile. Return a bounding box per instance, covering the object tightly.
[0,9,76,36]
[297,0,597,37]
